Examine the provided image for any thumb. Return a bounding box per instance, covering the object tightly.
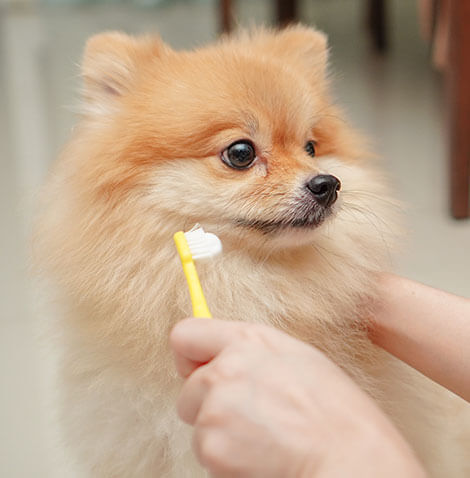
[170,318,242,377]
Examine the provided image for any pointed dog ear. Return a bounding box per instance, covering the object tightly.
[245,25,329,81]
[80,31,169,112]
[275,25,328,73]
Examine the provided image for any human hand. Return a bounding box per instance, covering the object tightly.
[171,318,425,477]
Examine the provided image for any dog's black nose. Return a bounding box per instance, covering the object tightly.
[306,175,341,207]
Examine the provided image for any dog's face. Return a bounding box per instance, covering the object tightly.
[77,27,374,253]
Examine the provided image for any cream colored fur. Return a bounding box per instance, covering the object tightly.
[35,27,469,477]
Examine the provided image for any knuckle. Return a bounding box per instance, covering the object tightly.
[193,430,229,472]
[212,353,244,381]
[238,322,273,345]
[199,366,219,387]
[188,362,225,389]
[197,353,246,387]
[186,364,214,391]
[197,390,230,427]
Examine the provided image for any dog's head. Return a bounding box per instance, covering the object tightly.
[72,27,388,255]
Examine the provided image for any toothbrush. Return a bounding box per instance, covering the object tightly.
[173,226,222,318]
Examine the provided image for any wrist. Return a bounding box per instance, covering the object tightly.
[299,408,426,477]
[359,418,426,477]
[330,417,425,477]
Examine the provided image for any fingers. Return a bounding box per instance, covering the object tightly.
[170,318,243,377]
[172,319,252,425]
[176,364,211,425]
[172,349,203,378]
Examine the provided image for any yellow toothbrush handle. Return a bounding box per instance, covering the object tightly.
[174,231,212,318]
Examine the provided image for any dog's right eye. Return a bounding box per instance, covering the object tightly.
[305,140,316,158]
[221,141,256,170]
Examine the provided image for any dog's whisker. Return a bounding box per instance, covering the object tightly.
[341,190,404,210]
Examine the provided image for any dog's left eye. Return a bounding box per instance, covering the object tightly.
[305,140,316,158]
[221,140,257,170]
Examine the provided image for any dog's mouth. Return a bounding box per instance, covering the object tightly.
[234,207,332,234]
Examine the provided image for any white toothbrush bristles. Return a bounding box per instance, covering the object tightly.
[184,226,222,260]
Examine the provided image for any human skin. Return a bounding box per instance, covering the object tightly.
[370,274,470,402]
[171,318,426,477]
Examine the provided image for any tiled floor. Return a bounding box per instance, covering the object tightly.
[1,0,469,476]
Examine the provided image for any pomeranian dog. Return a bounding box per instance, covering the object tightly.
[36,26,469,477]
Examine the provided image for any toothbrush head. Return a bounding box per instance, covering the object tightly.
[184,226,222,260]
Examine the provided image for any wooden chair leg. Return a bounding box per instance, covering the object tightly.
[276,0,298,27]
[367,0,388,53]
[448,0,470,218]
[220,0,233,34]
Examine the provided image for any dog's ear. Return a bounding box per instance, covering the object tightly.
[81,32,168,112]
[247,26,329,80]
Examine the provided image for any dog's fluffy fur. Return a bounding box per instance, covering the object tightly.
[36,27,469,476]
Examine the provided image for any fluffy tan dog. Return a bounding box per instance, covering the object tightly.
[36,27,469,476]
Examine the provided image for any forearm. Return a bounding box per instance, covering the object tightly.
[370,274,470,401]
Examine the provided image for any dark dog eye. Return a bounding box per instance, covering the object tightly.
[305,140,316,158]
[221,141,256,169]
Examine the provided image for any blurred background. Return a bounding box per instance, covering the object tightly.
[1,0,469,476]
